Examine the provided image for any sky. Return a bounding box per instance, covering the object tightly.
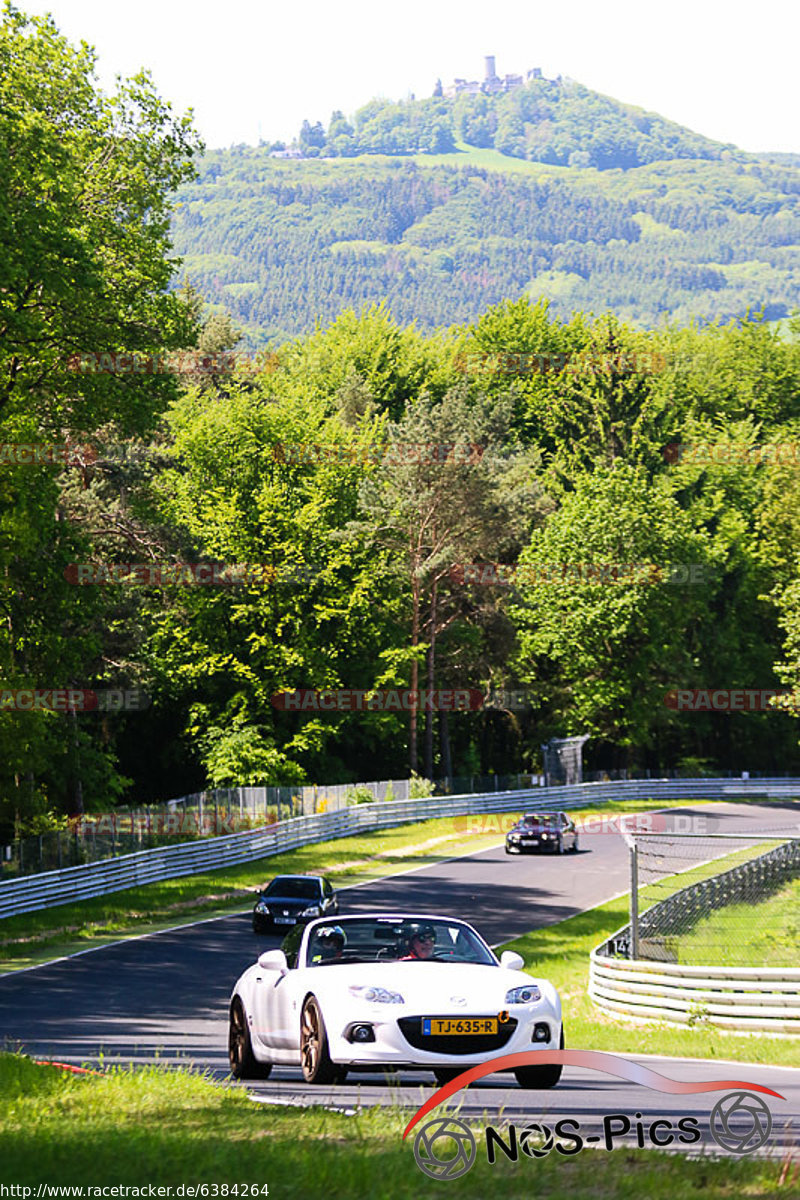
[18,0,800,154]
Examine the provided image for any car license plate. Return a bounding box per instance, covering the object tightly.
[422,1018,498,1036]
[274,916,294,925]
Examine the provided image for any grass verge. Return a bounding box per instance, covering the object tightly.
[672,877,799,967]
[498,849,800,1068]
[0,1054,794,1196]
[0,797,712,974]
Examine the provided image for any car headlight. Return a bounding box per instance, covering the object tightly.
[348,985,405,1004]
[299,904,321,917]
[508,833,520,840]
[255,901,268,913]
[541,833,548,840]
[505,985,542,1004]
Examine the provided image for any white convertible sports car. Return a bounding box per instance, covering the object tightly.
[228,913,564,1088]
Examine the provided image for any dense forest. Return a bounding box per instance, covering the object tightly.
[173,150,800,340]
[3,9,800,838]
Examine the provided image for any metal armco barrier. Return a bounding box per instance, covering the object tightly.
[590,837,800,1034]
[590,954,800,1035]
[1,776,798,921]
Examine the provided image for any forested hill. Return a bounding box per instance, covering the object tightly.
[172,147,800,343]
[285,76,736,169]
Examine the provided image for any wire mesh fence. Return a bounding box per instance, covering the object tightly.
[4,769,798,882]
[603,833,800,966]
[0,774,543,879]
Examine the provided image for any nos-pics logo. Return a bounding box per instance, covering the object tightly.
[404,1050,782,1180]
[413,1118,477,1180]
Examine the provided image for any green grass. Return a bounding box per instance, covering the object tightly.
[0,797,719,974]
[498,845,800,1068]
[0,1055,793,1196]
[407,142,579,178]
[672,878,800,967]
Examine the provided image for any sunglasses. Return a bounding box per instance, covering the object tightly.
[414,933,435,942]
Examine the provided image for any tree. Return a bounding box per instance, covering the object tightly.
[512,465,713,759]
[299,119,326,151]
[354,385,538,774]
[0,5,201,828]
[0,5,202,433]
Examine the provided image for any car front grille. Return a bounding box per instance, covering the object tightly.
[398,1016,518,1054]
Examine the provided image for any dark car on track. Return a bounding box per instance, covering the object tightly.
[252,874,339,934]
[505,811,579,855]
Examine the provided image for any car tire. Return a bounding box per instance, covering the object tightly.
[557,836,564,855]
[434,1067,464,1086]
[300,995,341,1085]
[571,837,579,853]
[514,1026,564,1090]
[228,998,272,1080]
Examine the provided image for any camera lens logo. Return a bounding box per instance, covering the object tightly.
[709,1091,772,1154]
[519,1122,555,1158]
[413,1117,477,1180]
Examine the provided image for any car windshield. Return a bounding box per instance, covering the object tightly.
[263,877,320,899]
[304,917,496,967]
[521,812,559,827]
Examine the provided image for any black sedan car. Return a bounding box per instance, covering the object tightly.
[505,811,579,855]
[252,874,339,933]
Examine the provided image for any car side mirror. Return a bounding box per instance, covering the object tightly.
[258,950,288,974]
[499,950,524,971]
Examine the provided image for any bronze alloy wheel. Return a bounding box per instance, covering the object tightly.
[228,997,272,1079]
[300,995,346,1084]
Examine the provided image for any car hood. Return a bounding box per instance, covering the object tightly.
[258,895,316,906]
[303,961,546,1007]
[511,824,557,833]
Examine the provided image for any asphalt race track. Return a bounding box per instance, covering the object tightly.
[1,802,798,1158]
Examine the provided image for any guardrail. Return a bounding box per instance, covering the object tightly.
[590,954,800,1035]
[590,837,800,1034]
[1,776,798,921]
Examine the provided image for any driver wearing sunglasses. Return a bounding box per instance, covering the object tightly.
[400,923,436,960]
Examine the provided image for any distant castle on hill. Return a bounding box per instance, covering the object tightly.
[437,56,560,99]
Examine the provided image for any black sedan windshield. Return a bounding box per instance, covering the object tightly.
[263,878,320,899]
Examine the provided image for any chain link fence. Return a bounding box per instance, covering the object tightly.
[602,833,800,966]
[4,768,797,882]
[1,774,543,879]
